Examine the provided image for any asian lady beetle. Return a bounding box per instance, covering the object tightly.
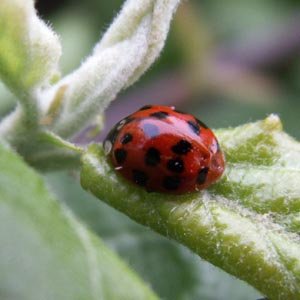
[103,105,225,194]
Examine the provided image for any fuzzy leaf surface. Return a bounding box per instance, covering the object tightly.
[0,0,61,96]
[81,115,300,300]
[47,171,261,300]
[42,0,180,138]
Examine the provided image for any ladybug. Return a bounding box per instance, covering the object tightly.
[103,105,225,194]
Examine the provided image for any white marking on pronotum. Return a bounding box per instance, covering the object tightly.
[104,140,112,155]
[116,119,126,131]
[64,207,103,300]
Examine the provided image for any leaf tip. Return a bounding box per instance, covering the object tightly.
[263,114,282,132]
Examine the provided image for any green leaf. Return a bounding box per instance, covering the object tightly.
[81,115,300,300]
[0,142,158,300]
[43,0,180,138]
[0,0,61,96]
[47,171,261,300]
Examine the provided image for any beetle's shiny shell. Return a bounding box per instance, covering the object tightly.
[104,105,225,194]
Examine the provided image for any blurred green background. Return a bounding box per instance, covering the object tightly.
[3,0,300,299]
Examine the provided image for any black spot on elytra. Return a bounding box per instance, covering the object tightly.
[196,118,208,129]
[145,147,161,166]
[187,120,200,135]
[139,105,153,111]
[120,133,133,144]
[143,123,159,138]
[163,176,181,190]
[114,148,127,164]
[197,167,209,184]
[132,169,148,186]
[150,111,169,119]
[171,140,192,155]
[167,158,184,173]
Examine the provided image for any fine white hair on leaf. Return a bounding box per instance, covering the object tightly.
[95,0,180,86]
[0,0,61,96]
[45,15,151,137]
[42,0,181,138]
[81,115,300,299]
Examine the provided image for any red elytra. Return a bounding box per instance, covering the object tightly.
[103,105,225,194]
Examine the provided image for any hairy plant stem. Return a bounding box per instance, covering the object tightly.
[0,103,83,170]
[0,88,39,141]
